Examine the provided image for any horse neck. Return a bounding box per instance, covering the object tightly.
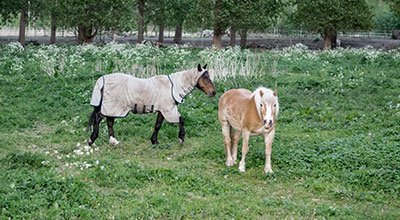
[243,96,263,128]
[170,68,198,99]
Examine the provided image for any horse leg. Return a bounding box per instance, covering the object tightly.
[239,130,251,172]
[107,117,119,146]
[222,121,234,166]
[151,112,165,145]
[178,117,185,144]
[231,129,241,164]
[264,128,276,174]
[88,109,103,146]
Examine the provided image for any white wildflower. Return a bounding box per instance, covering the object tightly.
[74,149,83,155]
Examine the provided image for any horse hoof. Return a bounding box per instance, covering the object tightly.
[178,138,184,145]
[239,162,246,172]
[109,136,120,146]
[151,139,159,145]
[264,168,273,174]
[226,159,235,167]
[87,139,93,146]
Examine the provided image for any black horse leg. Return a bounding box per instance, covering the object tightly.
[106,117,121,146]
[151,112,165,144]
[178,117,185,144]
[107,117,115,138]
[88,110,103,146]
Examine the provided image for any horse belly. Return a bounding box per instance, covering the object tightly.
[130,103,155,114]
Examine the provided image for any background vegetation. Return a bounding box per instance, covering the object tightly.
[1,0,400,49]
[0,43,399,218]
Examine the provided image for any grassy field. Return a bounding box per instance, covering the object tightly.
[0,43,399,219]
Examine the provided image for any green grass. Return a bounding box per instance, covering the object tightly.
[0,44,399,219]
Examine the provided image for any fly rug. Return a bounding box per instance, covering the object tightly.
[87,64,216,146]
[218,87,279,174]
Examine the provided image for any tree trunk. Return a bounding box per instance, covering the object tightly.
[77,26,97,44]
[138,0,145,43]
[331,30,337,49]
[212,0,223,48]
[158,24,164,43]
[229,26,236,47]
[323,28,336,50]
[111,30,117,42]
[50,15,56,44]
[239,29,247,48]
[173,23,183,44]
[18,8,27,45]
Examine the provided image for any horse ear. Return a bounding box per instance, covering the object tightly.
[259,89,264,97]
[197,64,202,72]
[203,64,207,69]
[273,82,278,96]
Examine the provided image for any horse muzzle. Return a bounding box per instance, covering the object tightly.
[263,119,274,129]
[208,91,216,97]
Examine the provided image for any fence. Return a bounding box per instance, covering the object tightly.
[0,26,395,41]
[255,28,393,39]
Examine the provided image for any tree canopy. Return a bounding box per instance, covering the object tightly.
[1,0,399,49]
[290,0,373,49]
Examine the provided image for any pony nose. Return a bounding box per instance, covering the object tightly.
[263,119,273,127]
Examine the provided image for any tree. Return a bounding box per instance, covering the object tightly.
[388,0,400,16]
[228,0,285,48]
[147,0,170,43]
[57,0,135,44]
[0,0,44,45]
[186,0,283,48]
[212,0,225,48]
[170,0,193,44]
[291,0,373,50]
[137,0,145,43]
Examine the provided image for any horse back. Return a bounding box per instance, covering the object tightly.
[219,89,263,131]
[218,89,252,125]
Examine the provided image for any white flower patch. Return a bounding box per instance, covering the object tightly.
[5,42,24,53]
[64,160,104,171]
[73,142,99,157]
[73,149,84,156]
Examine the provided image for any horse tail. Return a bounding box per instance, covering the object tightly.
[87,76,105,132]
[87,106,101,132]
[87,108,96,132]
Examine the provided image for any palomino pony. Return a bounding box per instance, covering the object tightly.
[88,64,216,146]
[218,87,279,174]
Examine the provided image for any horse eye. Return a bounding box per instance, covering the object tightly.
[273,104,277,107]
[260,103,263,107]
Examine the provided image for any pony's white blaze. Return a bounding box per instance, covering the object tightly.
[265,104,273,127]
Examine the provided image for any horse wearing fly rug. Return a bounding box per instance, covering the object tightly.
[218,87,279,174]
[87,64,216,146]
